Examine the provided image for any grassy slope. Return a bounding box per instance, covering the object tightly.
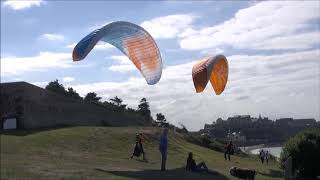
[1,127,283,180]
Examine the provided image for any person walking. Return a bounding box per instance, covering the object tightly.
[159,128,168,171]
[224,141,233,161]
[259,149,265,164]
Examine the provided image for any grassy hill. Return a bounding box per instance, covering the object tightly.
[1,126,283,180]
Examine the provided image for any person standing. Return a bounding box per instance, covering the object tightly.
[265,151,269,164]
[159,128,168,171]
[224,141,233,161]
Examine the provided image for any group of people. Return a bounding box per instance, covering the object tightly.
[130,128,169,170]
[130,128,210,173]
[259,149,270,164]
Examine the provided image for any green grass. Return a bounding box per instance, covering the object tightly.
[1,126,283,180]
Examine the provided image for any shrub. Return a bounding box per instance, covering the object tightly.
[280,128,320,178]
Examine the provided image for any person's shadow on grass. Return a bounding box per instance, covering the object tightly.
[95,167,230,180]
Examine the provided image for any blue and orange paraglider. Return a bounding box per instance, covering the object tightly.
[72,21,162,85]
[192,55,228,95]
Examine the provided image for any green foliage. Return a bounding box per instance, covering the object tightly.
[179,123,189,133]
[109,96,123,107]
[137,98,151,120]
[280,128,320,178]
[84,92,101,103]
[66,87,82,100]
[156,113,166,124]
[45,80,66,96]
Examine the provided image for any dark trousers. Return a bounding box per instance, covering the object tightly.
[195,162,208,172]
[161,151,167,171]
[224,151,231,161]
[260,157,264,164]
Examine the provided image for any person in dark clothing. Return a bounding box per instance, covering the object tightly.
[138,133,147,161]
[131,134,141,159]
[186,152,209,173]
[159,128,168,171]
[265,151,269,164]
[259,149,265,164]
[130,133,147,161]
[224,141,233,161]
[131,141,141,158]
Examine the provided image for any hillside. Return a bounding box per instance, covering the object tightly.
[1,127,283,180]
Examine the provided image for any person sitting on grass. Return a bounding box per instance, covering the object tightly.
[186,152,209,173]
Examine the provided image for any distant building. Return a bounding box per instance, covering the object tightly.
[276,118,293,126]
[227,115,252,128]
[201,114,317,145]
[227,131,246,142]
[289,119,316,127]
[216,118,224,125]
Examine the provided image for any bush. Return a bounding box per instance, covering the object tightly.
[280,128,320,178]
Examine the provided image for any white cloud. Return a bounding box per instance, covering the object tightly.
[40,33,65,41]
[1,52,73,76]
[3,0,44,10]
[108,55,135,72]
[63,77,75,82]
[94,42,114,50]
[88,21,112,31]
[200,48,224,55]
[32,81,48,87]
[108,65,136,73]
[141,14,197,39]
[65,42,113,50]
[179,1,320,51]
[65,43,76,49]
[110,55,131,65]
[70,50,320,130]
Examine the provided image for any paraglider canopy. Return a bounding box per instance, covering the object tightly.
[192,55,228,95]
[72,21,162,85]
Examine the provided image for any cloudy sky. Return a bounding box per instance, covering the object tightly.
[1,1,320,130]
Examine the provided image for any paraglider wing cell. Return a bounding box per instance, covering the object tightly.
[192,58,210,93]
[207,55,228,95]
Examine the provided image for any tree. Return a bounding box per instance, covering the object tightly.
[109,96,123,107]
[84,92,101,103]
[45,80,66,95]
[66,87,82,100]
[280,128,320,178]
[156,113,166,124]
[179,123,189,133]
[137,98,151,120]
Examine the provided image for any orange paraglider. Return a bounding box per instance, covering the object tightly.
[192,55,228,95]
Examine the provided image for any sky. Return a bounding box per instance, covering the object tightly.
[1,0,320,131]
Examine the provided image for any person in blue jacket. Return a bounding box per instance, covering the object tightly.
[159,128,168,171]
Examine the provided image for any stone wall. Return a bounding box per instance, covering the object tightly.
[1,82,145,129]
